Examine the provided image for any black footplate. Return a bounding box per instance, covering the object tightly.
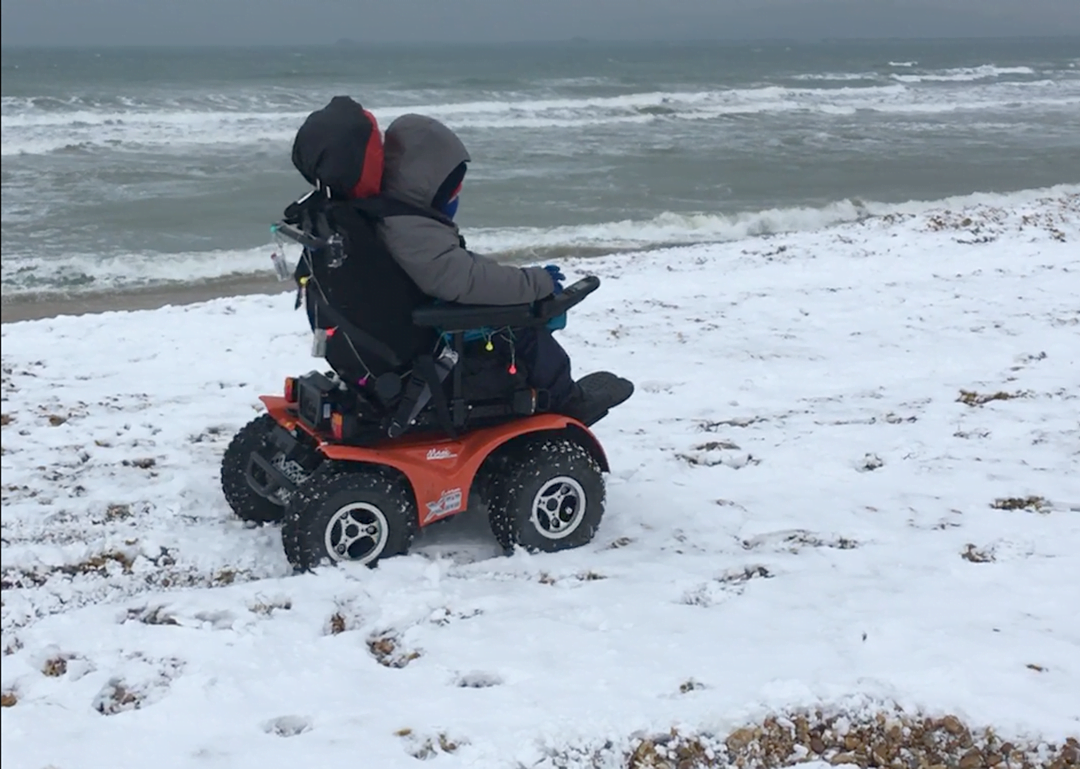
[568,371,634,427]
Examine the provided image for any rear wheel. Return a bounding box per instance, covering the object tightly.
[282,464,417,570]
[221,414,292,524]
[487,435,605,553]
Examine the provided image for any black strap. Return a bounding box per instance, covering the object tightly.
[387,353,456,439]
[416,354,456,437]
[349,197,386,221]
[283,193,466,248]
[388,368,427,438]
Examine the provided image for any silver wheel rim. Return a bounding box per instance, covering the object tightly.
[530,476,587,540]
[324,502,389,564]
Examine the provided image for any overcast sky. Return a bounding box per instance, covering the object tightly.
[2,0,1078,47]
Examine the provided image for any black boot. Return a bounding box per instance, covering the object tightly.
[559,372,634,426]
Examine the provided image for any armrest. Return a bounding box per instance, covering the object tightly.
[534,275,600,320]
[412,302,535,331]
[412,276,601,331]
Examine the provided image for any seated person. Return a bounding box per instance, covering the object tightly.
[378,113,624,420]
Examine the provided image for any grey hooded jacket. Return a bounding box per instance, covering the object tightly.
[378,114,555,305]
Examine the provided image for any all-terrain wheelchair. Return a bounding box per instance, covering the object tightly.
[220,218,631,569]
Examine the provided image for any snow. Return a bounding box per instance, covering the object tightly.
[3,190,1079,768]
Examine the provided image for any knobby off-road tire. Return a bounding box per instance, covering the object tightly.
[281,463,418,570]
[487,436,605,553]
[221,413,288,524]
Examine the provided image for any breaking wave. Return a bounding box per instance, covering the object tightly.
[3,65,1076,156]
[5,185,1078,299]
[890,64,1038,83]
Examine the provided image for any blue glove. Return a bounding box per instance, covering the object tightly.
[543,264,565,295]
[546,312,567,332]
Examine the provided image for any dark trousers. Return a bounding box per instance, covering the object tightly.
[495,327,574,407]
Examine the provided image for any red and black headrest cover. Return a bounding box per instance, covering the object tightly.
[291,95,383,199]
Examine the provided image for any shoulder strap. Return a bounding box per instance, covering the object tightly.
[283,190,382,226]
[285,191,447,227]
[344,197,386,222]
[280,191,467,260]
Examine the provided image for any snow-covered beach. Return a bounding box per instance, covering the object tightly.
[2,188,1079,768]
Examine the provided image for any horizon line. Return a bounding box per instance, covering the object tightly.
[3,33,1079,50]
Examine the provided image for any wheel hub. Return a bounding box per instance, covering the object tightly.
[530,476,587,540]
[324,502,389,564]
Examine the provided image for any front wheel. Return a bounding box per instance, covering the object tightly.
[487,436,605,553]
[221,414,288,524]
[281,464,418,570]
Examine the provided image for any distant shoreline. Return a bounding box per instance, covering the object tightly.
[1,274,289,325]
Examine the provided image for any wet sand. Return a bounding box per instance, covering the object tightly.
[2,275,291,324]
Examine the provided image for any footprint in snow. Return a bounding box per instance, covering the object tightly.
[455,671,503,688]
[92,656,184,716]
[680,565,775,607]
[193,609,239,630]
[855,453,885,472]
[261,715,313,737]
[677,441,761,469]
[742,529,859,553]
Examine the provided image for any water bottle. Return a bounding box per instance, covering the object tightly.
[270,251,292,281]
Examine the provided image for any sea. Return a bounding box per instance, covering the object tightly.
[2,37,1079,303]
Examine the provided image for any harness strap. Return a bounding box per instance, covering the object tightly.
[416,353,457,437]
[387,353,456,439]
